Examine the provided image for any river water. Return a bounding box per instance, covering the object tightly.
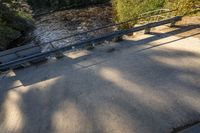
[30,5,113,52]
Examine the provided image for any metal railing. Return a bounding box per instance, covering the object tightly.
[1,9,178,56]
[0,9,182,71]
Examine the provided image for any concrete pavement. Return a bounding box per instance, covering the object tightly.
[0,27,200,133]
[179,124,200,133]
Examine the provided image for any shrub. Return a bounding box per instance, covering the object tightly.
[112,0,165,22]
[165,0,199,16]
[0,1,34,50]
[27,0,110,12]
[0,24,21,50]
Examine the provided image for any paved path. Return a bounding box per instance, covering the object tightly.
[179,124,200,133]
[0,27,200,133]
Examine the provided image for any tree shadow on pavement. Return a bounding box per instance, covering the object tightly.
[0,24,200,133]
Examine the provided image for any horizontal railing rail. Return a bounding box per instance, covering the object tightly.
[0,16,182,71]
[2,6,199,72]
[0,9,178,58]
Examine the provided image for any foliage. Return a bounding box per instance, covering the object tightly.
[0,24,21,50]
[112,0,199,28]
[0,0,34,50]
[112,0,165,28]
[26,0,110,13]
[165,0,200,16]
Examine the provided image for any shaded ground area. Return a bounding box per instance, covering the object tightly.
[0,26,200,133]
[178,124,200,133]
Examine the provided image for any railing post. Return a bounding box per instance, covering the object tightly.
[86,43,95,50]
[170,20,177,27]
[145,16,151,34]
[112,26,123,42]
[50,42,64,59]
[112,36,123,42]
[170,16,182,27]
[144,27,151,34]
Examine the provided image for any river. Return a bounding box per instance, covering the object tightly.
[29,5,113,52]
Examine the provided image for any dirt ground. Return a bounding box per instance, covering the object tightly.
[156,16,200,39]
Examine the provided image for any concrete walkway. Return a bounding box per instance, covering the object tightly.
[179,124,200,133]
[0,27,200,133]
